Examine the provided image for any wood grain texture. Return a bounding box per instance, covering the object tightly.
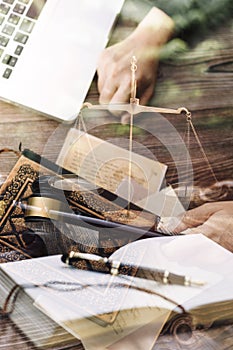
[0,5,232,350]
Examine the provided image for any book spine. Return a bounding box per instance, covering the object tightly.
[0,266,79,348]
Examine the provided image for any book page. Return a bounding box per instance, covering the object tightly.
[35,296,171,350]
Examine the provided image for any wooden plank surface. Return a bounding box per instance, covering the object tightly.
[0,4,232,350]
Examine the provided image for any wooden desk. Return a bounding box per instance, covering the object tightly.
[0,4,233,350]
[0,21,232,192]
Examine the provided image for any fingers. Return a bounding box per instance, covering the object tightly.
[157,216,183,235]
[159,202,233,252]
[97,63,118,104]
[174,212,208,233]
[181,221,217,236]
[181,212,233,252]
[103,81,155,111]
[173,203,224,233]
[138,84,155,106]
[159,210,206,234]
[99,85,118,105]
[120,113,130,124]
[97,44,158,107]
[117,82,155,124]
[98,67,131,105]
[109,80,131,105]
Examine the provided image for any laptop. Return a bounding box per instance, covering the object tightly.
[0,0,124,122]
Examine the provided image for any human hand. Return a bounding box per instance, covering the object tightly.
[167,202,233,252]
[97,7,174,115]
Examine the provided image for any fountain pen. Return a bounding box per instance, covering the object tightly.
[61,251,204,287]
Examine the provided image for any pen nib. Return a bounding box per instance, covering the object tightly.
[187,279,206,287]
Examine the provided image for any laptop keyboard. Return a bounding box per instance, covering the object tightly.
[0,0,46,79]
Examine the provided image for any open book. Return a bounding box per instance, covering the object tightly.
[0,234,232,350]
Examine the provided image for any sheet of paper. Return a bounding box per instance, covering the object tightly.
[56,128,167,208]
[137,185,185,217]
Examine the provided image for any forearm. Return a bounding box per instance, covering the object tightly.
[129,7,174,49]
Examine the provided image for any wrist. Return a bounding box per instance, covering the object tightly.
[134,7,174,47]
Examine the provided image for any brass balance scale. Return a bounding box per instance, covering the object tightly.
[63,56,231,228]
